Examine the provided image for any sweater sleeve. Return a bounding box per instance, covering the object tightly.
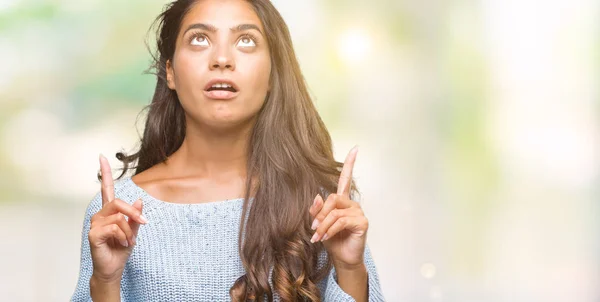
[70,192,127,302]
[321,245,385,301]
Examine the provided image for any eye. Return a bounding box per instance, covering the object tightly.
[237,35,256,48]
[190,34,209,46]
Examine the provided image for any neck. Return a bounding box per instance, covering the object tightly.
[167,119,254,178]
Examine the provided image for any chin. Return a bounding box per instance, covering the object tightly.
[188,101,261,130]
[201,113,256,131]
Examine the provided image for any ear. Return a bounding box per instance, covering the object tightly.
[166,59,176,90]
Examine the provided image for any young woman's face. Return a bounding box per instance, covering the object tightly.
[166,0,271,130]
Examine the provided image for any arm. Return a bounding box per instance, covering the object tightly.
[312,148,385,301]
[90,274,121,302]
[321,245,385,302]
[335,263,368,302]
[71,193,124,302]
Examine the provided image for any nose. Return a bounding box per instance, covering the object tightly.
[209,45,235,71]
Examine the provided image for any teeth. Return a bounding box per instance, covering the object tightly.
[211,83,232,88]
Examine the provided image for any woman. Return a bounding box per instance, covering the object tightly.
[71,0,384,301]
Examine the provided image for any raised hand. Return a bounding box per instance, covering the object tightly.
[309,146,368,270]
[88,154,148,283]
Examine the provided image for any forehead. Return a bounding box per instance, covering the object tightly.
[181,0,264,32]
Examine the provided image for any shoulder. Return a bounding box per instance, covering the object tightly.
[131,161,168,187]
[130,161,174,195]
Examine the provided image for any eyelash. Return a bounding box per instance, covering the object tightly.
[240,33,259,46]
[187,32,259,47]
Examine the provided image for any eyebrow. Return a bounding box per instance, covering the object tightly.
[183,23,263,36]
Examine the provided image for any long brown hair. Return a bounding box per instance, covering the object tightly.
[116,1,355,300]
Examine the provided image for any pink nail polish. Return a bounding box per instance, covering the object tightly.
[311,219,319,230]
[310,233,319,243]
[321,234,329,241]
[139,215,149,224]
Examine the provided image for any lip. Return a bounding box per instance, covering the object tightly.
[203,78,240,100]
[203,90,239,100]
[204,78,240,91]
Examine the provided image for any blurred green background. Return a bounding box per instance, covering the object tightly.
[0,0,598,301]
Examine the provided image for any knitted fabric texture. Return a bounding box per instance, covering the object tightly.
[71,177,385,301]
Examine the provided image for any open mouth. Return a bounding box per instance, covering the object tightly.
[206,83,238,93]
[203,81,239,100]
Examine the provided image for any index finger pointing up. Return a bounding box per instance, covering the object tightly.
[337,145,359,198]
[99,154,115,206]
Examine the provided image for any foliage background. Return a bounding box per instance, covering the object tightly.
[0,0,598,301]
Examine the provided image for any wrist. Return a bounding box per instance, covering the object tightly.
[333,261,368,302]
[91,273,122,285]
[334,261,367,275]
[333,258,366,273]
[92,268,123,284]
[90,274,121,302]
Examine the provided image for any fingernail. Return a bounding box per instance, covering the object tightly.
[139,215,149,224]
[313,194,319,206]
[310,232,319,243]
[132,236,137,245]
[321,234,329,241]
[311,219,320,230]
[120,239,128,247]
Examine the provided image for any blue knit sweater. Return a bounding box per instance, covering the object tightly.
[71,177,385,301]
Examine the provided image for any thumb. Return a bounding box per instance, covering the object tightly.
[133,198,143,210]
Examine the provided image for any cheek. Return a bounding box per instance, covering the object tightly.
[172,48,211,91]
[243,56,271,93]
[173,56,202,88]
